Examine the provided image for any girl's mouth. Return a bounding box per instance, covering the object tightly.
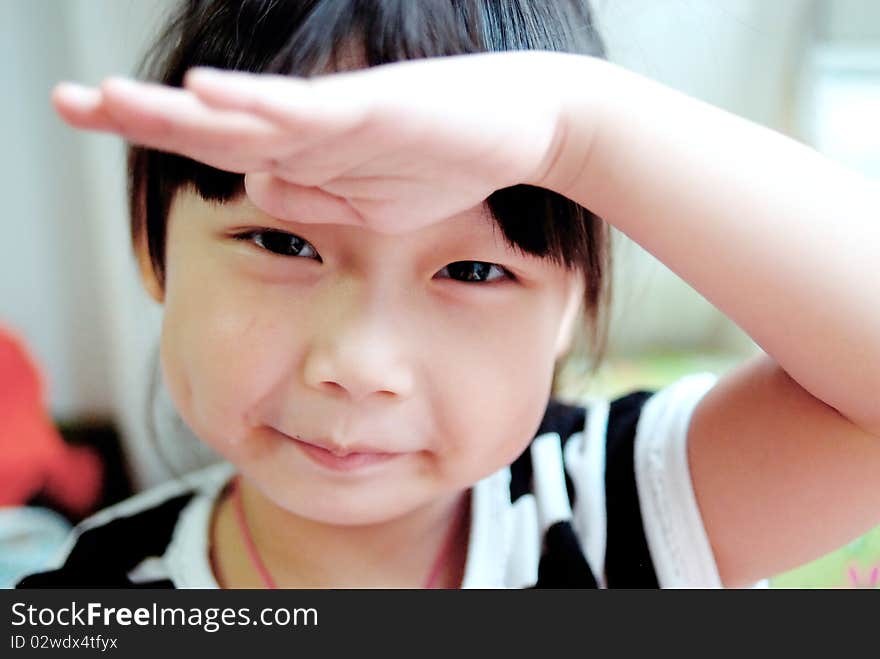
[291,437,402,472]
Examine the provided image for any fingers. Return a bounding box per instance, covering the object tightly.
[100,77,274,138]
[52,78,291,172]
[98,78,283,168]
[51,83,122,132]
[184,67,370,134]
[52,73,375,176]
[244,172,365,227]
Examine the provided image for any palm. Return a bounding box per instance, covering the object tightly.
[52,50,574,233]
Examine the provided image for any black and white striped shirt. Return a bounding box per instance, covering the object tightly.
[18,373,757,589]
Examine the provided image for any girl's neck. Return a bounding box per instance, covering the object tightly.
[210,475,471,589]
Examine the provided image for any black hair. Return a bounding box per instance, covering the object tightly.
[129,0,613,381]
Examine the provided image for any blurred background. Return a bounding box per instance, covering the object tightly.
[1,0,878,587]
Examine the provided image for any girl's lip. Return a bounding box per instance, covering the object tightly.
[291,437,401,472]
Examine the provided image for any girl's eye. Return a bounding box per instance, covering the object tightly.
[233,230,513,284]
[234,229,321,260]
[435,261,514,284]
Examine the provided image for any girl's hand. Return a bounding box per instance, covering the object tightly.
[52,50,588,234]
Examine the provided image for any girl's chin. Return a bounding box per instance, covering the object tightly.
[247,477,424,527]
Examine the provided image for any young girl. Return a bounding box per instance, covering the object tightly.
[18,0,880,589]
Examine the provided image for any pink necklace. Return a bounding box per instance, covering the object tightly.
[227,476,468,589]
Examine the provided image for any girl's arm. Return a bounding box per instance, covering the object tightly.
[531,55,880,587]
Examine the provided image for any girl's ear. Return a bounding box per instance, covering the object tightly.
[134,231,164,304]
[554,273,585,360]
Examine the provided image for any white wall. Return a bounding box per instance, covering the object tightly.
[0,1,110,421]
[1,0,169,486]
[820,0,880,41]
[593,0,817,356]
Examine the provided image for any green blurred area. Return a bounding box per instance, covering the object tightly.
[554,349,880,589]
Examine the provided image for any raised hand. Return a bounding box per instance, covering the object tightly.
[52,50,587,234]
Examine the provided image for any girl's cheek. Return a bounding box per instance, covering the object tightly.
[161,293,283,446]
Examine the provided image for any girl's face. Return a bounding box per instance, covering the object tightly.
[143,187,584,525]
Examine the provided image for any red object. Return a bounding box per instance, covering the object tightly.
[0,325,102,516]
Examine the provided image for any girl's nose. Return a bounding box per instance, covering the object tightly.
[301,304,415,404]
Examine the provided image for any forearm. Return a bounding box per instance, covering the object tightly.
[538,54,880,435]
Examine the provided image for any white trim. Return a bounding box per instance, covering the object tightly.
[164,463,234,588]
[634,373,723,588]
[504,493,541,588]
[460,468,510,589]
[564,398,609,588]
[531,432,574,532]
[127,557,170,584]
